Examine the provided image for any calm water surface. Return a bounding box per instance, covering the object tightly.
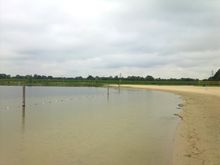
[0,86,181,165]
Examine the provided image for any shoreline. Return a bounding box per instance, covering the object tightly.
[110,84,220,165]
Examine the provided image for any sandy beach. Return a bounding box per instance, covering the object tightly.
[111,85,220,165]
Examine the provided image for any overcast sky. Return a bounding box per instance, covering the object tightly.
[0,0,219,78]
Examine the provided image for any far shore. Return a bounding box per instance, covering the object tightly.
[110,84,220,165]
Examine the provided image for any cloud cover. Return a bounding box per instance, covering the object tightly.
[0,0,219,78]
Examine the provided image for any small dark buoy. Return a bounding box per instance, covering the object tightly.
[178,103,184,108]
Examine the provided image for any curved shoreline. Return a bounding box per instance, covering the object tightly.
[110,85,220,165]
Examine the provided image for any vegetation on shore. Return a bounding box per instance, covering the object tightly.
[209,69,220,81]
[0,70,219,87]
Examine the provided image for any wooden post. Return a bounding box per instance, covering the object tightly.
[107,85,110,101]
[22,86,25,107]
[118,73,121,93]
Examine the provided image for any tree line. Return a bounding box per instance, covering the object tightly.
[0,69,219,81]
[0,73,199,81]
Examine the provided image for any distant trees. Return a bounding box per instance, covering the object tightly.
[145,75,154,81]
[75,76,83,80]
[33,74,49,79]
[0,74,156,81]
[87,75,95,80]
[209,69,220,81]
[0,74,10,79]
[1,72,219,81]
[0,74,55,80]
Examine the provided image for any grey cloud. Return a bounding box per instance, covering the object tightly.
[0,0,219,78]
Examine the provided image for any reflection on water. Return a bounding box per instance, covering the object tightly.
[107,86,110,101]
[21,105,25,133]
[0,86,181,165]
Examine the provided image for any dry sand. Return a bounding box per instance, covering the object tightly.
[110,85,220,165]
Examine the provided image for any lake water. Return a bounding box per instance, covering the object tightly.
[0,86,181,165]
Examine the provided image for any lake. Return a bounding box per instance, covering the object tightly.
[0,86,181,165]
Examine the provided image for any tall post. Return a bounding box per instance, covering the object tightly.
[22,86,26,107]
[107,85,110,101]
[118,73,121,93]
[119,73,122,86]
[21,86,26,133]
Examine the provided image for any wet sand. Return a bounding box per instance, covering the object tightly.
[111,85,220,165]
